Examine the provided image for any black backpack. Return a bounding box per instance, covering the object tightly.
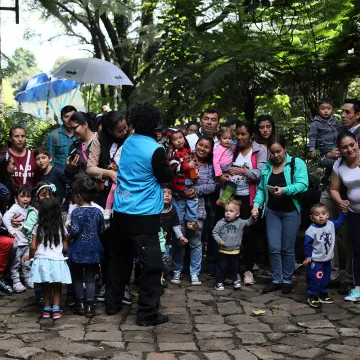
[290,157,321,213]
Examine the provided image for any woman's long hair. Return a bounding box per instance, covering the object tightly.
[255,115,276,145]
[36,197,65,249]
[0,152,13,190]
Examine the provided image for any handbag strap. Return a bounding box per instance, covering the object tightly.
[23,150,31,185]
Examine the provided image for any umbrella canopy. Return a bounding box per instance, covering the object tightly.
[51,58,133,86]
[15,73,85,120]
[15,73,79,103]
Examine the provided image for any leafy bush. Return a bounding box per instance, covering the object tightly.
[0,106,54,150]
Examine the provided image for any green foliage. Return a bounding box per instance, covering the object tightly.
[0,106,53,150]
[4,48,40,95]
[24,0,360,147]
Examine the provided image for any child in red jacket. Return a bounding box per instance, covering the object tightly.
[167,128,199,231]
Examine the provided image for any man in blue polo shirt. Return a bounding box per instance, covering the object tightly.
[46,105,77,170]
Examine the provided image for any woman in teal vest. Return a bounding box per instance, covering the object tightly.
[252,135,308,294]
[105,103,173,326]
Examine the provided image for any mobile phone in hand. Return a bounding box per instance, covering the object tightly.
[267,185,276,194]
[70,148,77,160]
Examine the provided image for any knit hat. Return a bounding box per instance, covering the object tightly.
[166,127,190,151]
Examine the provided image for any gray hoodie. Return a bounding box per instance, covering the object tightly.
[212,217,255,252]
[309,115,343,154]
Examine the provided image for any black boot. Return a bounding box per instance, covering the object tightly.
[74,298,85,315]
[85,300,95,317]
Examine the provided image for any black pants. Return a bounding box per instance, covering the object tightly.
[234,195,256,272]
[216,252,239,283]
[72,263,98,301]
[105,212,163,321]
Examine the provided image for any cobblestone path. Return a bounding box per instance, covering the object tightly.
[1,268,360,360]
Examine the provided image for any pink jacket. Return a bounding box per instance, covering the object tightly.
[213,145,233,177]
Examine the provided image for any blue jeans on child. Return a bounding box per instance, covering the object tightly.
[306,261,331,296]
[266,208,300,284]
[172,180,198,224]
[172,220,203,276]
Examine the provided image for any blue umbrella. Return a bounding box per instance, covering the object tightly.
[15,73,79,103]
[15,73,85,120]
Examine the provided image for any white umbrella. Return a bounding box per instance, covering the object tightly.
[51,58,133,86]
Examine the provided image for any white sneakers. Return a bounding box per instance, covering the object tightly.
[103,209,113,221]
[171,271,181,285]
[243,271,255,285]
[215,283,225,291]
[13,282,26,293]
[190,275,201,286]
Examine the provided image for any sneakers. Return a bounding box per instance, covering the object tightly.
[344,288,360,302]
[171,271,181,285]
[0,279,11,296]
[319,293,334,304]
[13,282,26,293]
[52,309,63,320]
[190,275,201,286]
[122,286,132,305]
[243,271,255,285]
[103,209,112,221]
[233,280,241,290]
[42,309,52,318]
[96,285,106,302]
[308,296,322,309]
[215,283,225,291]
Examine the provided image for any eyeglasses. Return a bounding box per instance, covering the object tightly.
[69,124,81,131]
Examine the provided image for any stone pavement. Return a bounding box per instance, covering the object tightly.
[0,268,360,360]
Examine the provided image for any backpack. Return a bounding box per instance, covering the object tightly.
[290,157,321,213]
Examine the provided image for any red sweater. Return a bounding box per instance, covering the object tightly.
[168,147,198,193]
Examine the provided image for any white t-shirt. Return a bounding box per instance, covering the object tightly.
[233,150,253,196]
[333,158,360,213]
[32,225,68,260]
[109,142,122,166]
[186,131,220,153]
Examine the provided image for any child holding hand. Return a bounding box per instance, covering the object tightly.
[304,203,346,308]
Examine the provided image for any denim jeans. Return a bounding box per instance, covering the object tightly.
[348,211,360,286]
[320,187,353,284]
[172,219,203,276]
[172,197,198,223]
[266,208,300,284]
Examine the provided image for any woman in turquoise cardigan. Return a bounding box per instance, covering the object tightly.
[251,135,308,294]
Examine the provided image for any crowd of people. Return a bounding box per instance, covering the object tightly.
[0,98,360,326]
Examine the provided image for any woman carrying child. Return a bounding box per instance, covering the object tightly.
[220,121,267,285]
[171,136,216,285]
